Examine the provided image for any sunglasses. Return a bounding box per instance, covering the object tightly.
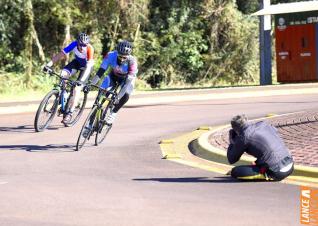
[78,43,87,47]
[118,54,128,60]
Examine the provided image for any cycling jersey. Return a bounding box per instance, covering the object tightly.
[63,41,94,67]
[98,51,138,99]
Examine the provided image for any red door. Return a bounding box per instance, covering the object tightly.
[297,24,316,81]
[276,24,317,82]
[276,26,293,82]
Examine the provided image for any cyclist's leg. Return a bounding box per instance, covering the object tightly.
[69,64,93,112]
[64,62,81,114]
[61,60,77,79]
[113,77,135,113]
[113,93,129,113]
[103,75,122,124]
[230,165,270,181]
[61,61,79,122]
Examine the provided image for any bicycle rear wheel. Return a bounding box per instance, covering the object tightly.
[34,89,59,132]
[95,105,113,145]
[64,91,88,127]
[76,106,99,151]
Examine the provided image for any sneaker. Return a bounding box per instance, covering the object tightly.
[62,113,72,124]
[105,112,117,125]
[82,125,92,138]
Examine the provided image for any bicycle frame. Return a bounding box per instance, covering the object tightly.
[35,68,89,132]
[75,82,120,150]
[93,83,120,124]
[49,70,84,115]
[88,83,120,130]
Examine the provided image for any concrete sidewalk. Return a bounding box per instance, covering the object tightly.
[2,83,318,115]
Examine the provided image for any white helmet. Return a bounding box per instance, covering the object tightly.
[78,33,90,45]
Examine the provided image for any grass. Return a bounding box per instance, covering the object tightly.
[0,90,49,103]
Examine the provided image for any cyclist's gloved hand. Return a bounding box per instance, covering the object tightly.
[229,129,237,144]
[42,66,53,74]
[91,75,100,86]
[42,61,53,73]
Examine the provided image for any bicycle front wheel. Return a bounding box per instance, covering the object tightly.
[95,105,113,146]
[76,106,99,151]
[64,91,88,127]
[34,89,59,132]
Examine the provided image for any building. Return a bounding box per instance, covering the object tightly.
[254,1,318,83]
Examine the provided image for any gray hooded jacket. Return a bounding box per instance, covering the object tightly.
[227,121,293,171]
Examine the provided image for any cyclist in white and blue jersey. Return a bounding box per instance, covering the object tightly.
[44,33,94,123]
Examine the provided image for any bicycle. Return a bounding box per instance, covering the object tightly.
[75,82,120,151]
[34,68,88,132]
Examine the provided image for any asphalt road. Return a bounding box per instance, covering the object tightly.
[1,91,317,226]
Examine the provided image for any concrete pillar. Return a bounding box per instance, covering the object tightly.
[259,0,272,85]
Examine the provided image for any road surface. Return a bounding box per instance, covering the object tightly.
[1,91,316,226]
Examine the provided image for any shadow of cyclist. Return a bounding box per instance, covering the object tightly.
[0,144,75,152]
[0,125,63,134]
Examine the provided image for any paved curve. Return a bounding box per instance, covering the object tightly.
[1,91,318,226]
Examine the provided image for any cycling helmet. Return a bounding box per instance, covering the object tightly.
[116,40,132,55]
[78,33,90,45]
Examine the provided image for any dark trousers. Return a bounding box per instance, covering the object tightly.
[231,163,294,181]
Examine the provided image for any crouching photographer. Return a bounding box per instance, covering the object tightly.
[227,114,294,181]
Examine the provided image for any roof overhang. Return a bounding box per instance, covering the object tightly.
[253,1,318,16]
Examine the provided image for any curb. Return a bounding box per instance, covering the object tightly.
[159,127,233,175]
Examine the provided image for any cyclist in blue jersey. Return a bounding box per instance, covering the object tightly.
[43,33,94,123]
[90,40,138,125]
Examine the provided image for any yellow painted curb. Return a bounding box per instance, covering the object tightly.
[159,121,318,187]
[159,127,233,174]
[197,126,211,131]
[159,140,174,144]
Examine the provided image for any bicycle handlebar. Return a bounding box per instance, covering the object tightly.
[44,68,85,86]
[88,83,118,97]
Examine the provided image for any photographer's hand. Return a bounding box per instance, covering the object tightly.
[229,129,237,144]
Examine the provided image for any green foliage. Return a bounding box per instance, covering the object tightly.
[0,0,26,72]
[236,0,312,15]
[1,0,274,93]
[236,0,259,14]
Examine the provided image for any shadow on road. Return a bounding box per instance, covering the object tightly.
[0,125,63,133]
[0,144,75,152]
[133,176,243,183]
